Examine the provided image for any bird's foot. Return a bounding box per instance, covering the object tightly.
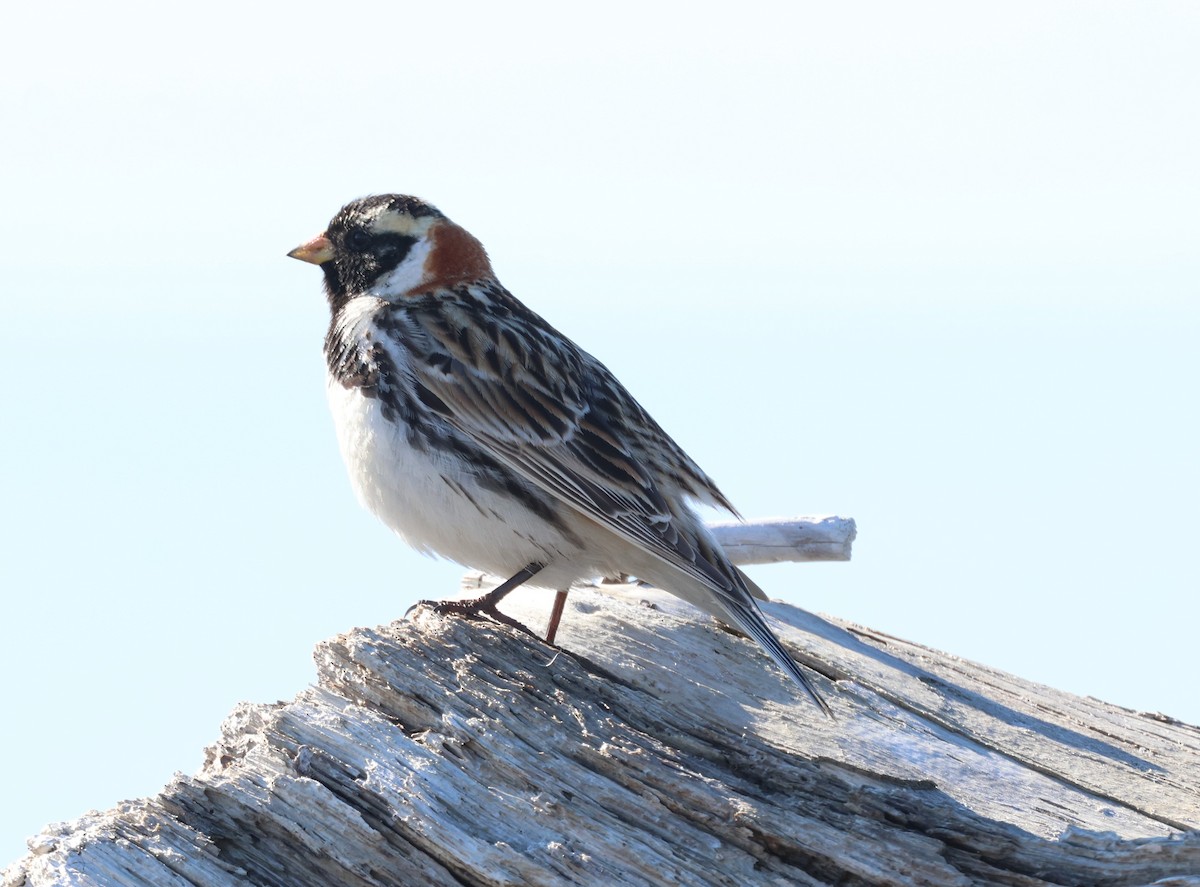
[405,562,544,638]
[414,595,543,642]
[407,590,632,686]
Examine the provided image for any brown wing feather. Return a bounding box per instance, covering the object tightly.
[406,283,744,597]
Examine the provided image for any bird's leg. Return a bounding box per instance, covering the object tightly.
[544,589,570,644]
[423,563,545,638]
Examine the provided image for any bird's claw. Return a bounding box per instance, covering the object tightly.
[412,596,543,642]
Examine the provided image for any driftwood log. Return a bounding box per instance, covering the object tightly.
[707,516,856,564]
[6,517,1200,887]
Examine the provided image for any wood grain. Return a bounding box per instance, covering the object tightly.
[6,575,1199,885]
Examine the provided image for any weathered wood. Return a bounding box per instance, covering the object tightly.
[708,516,856,564]
[5,581,1198,886]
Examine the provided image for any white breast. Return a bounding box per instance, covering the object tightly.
[324,298,593,583]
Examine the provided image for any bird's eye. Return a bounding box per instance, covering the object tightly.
[345,229,372,252]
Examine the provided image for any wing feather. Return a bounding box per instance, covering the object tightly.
[397,284,829,712]
[405,286,743,598]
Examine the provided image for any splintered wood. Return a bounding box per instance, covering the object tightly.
[6,520,1200,886]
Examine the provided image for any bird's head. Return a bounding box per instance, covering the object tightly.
[288,194,493,308]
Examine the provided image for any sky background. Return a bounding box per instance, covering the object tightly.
[3,0,1198,866]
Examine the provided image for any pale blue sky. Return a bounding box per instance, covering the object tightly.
[3,1,1198,865]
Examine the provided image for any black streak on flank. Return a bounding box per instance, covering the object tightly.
[321,272,585,544]
[324,326,378,391]
[441,475,490,519]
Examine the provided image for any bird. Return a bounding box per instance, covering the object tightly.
[288,194,831,713]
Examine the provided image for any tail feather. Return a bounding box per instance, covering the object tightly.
[735,566,769,601]
[720,596,833,717]
[633,534,832,714]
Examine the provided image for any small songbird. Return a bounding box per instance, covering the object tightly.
[289,195,829,712]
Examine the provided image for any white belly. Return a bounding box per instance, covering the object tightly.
[326,377,739,620]
[326,379,593,584]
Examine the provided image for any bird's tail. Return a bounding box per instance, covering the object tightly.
[735,566,769,601]
[717,594,833,717]
[631,551,832,714]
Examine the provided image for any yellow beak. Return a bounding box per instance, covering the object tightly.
[287,233,335,265]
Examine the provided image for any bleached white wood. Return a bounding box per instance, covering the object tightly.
[6,578,1199,886]
[707,515,856,563]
